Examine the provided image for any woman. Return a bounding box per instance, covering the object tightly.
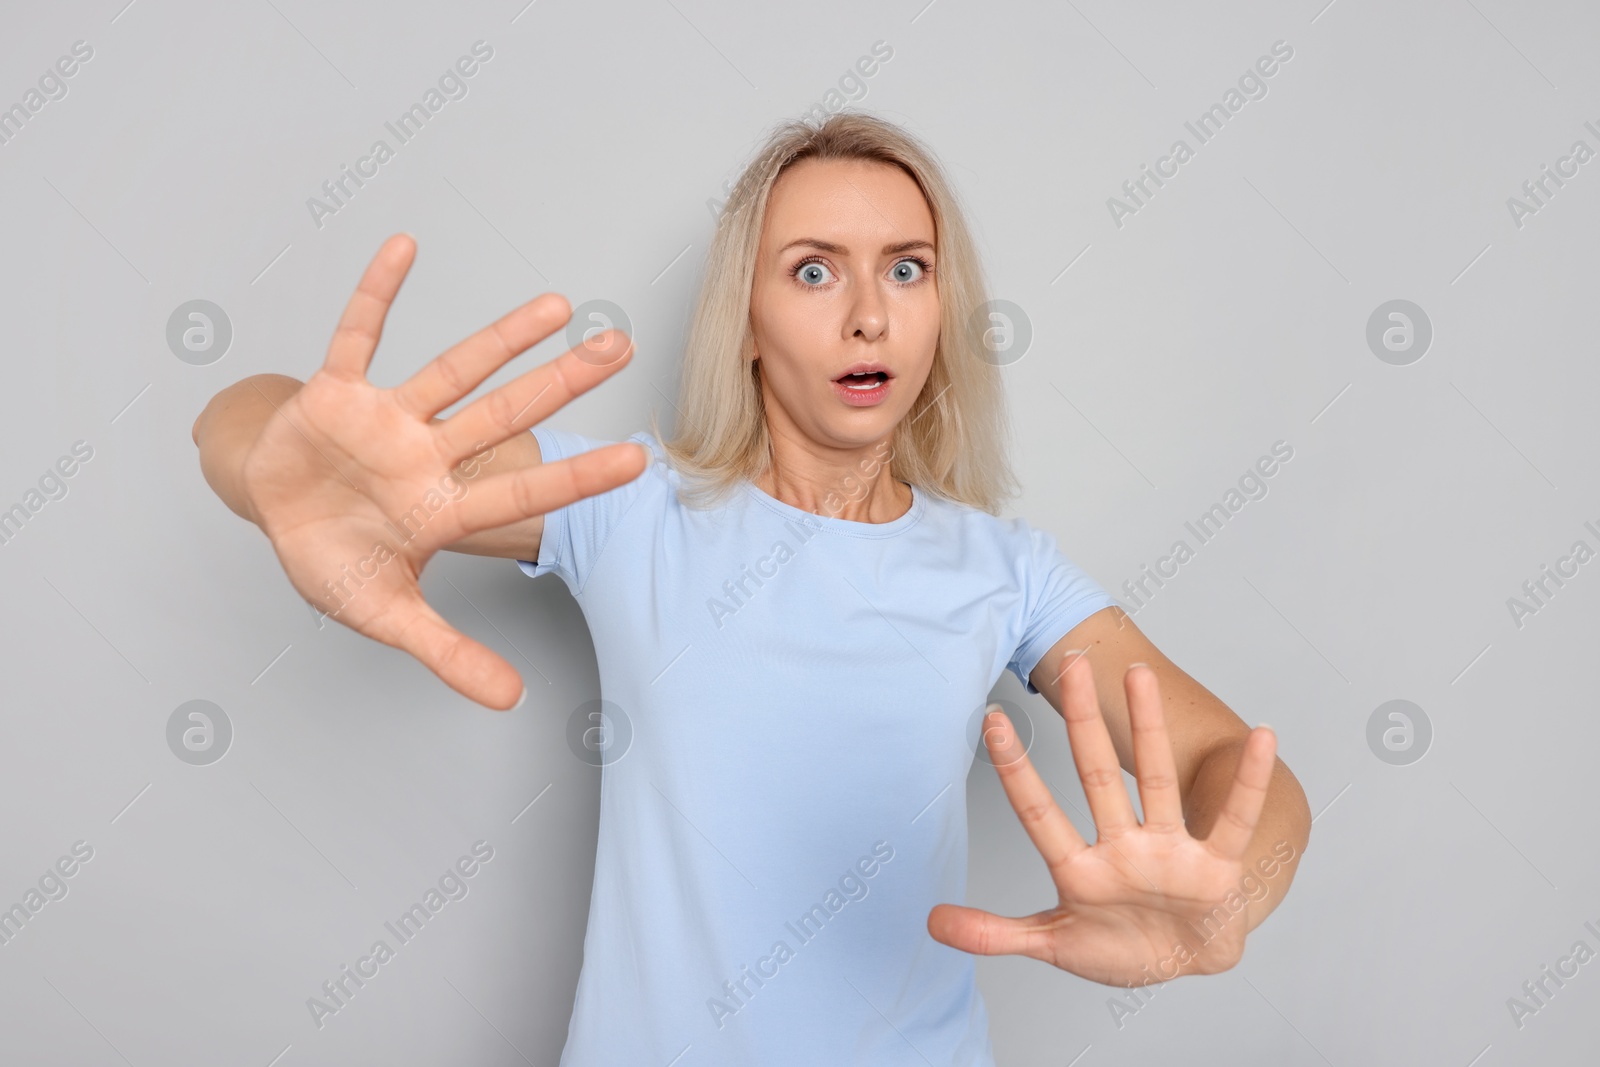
[193,112,1310,1065]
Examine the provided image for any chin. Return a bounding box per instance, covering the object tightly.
[822,410,902,444]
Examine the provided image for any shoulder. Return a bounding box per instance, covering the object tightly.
[918,489,1035,547]
[928,499,1099,598]
[910,492,1048,579]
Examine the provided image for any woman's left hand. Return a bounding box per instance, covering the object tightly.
[926,654,1278,987]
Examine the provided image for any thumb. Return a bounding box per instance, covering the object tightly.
[927,903,1041,959]
[380,593,528,710]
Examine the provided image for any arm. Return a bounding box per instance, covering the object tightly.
[186,233,646,709]
[928,604,1307,984]
[1029,606,1312,934]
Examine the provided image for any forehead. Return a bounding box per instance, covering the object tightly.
[761,157,934,249]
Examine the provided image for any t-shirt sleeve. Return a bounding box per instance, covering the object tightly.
[515,426,650,595]
[1007,522,1119,695]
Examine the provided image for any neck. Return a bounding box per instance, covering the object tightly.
[756,419,907,524]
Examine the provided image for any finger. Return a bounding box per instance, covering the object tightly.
[1203,726,1278,862]
[392,293,580,420]
[371,588,526,710]
[1125,663,1184,834]
[983,708,1090,878]
[927,903,1051,960]
[444,442,651,539]
[431,336,634,463]
[1058,651,1139,838]
[324,234,416,379]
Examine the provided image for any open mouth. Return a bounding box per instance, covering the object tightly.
[836,371,891,390]
[831,365,894,407]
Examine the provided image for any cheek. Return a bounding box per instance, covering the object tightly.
[899,299,941,378]
[893,282,940,333]
[776,295,830,338]
[761,298,838,369]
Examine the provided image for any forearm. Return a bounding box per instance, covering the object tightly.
[1182,740,1311,935]
[192,373,303,524]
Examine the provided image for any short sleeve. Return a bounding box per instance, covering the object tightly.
[515,426,653,595]
[1006,523,1119,695]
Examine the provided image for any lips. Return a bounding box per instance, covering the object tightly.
[830,367,894,407]
[833,361,893,386]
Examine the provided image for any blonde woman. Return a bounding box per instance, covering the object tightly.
[193,112,1311,1065]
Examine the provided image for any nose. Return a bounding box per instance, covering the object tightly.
[847,276,888,342]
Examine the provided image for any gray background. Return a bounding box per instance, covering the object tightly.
[1,0,1595,1063]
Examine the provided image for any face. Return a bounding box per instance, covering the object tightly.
[748,158,940,452]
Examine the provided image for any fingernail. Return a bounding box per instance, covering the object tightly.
[1255,722,1272,731]
[511,686,527,711]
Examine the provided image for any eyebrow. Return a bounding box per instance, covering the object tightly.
[777,238,935,257]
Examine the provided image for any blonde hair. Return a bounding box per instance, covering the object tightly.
[653,110,1019,514]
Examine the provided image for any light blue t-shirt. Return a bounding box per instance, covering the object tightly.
[518,427,1117,1067]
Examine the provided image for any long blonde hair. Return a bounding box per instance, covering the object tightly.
[653,111,1019,514]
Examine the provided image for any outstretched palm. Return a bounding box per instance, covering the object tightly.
[238,234,648,709]
[927,653,1278,987]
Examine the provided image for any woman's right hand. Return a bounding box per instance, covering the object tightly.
[236,233,648,710]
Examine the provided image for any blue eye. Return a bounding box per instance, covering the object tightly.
[891,258,926,283]
[792,259,834,286]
